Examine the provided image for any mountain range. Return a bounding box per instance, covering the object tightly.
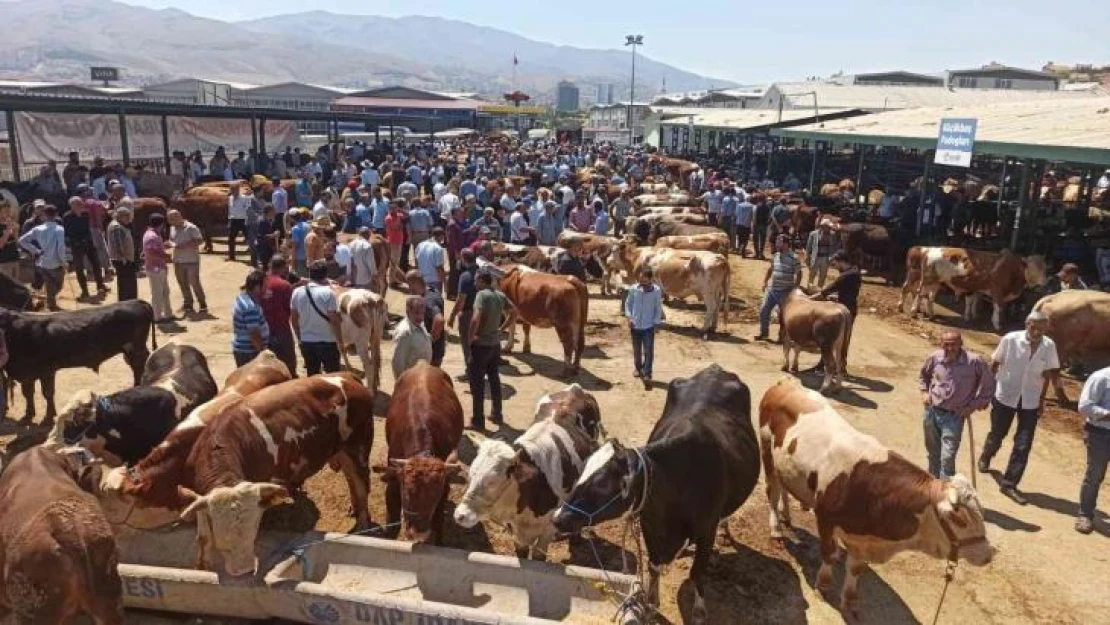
[0,0,734,100]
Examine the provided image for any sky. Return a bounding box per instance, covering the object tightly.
[121,0,1107,84]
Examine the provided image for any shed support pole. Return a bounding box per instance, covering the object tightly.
[1011,160,1030,251]
[854,145,865,207]
[5,109,21,183]
[996,159,1007,221]
[916,155,931,238]
[809,141,818,193]
[161,115,170,175]
[250,116,258,154]
[258,116,267,157]
[1082,168,1097,210]
[118,110,130,167]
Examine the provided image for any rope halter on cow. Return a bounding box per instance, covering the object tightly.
[559,445,651,528]
[931,510,989,625]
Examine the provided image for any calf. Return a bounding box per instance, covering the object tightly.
[454,384,602,558]
[46,387,183,467]
[95,351,292,530]
[759,377,993,616]
[608,239,730,339]
[179,373,375,575]
[0,447,122,624]
[499,265,589,376]
[900,246,1047,331]
[0,300,156,423]
[377,362,464,544]
[553,365,761,624]
[334,286,388,395]
[140,343,219,418]
[779,289,853,395]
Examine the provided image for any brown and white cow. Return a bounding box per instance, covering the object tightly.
[608,240,730,339]
[900,246,1047,331]
[334,286,388,395]
[759,377,993,616]
[655,232,731,255]
[454,384,602,559]
[95,351,292,530]
[499,265,590,376]
[377,362,464,544]
[178,373,375,575]
[0,446,122,625]
[778,289,853,395]
[1032,290,1110,402]
[633,192,694,207]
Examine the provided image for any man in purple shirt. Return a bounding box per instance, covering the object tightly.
[919,330,996,479]
[568,200,592,233]
[445,206,465,300]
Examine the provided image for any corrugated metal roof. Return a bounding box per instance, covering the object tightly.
[773,97,1110,165]
[659,107,857,130]
[769,82,1099,110]
[332,96,480,111]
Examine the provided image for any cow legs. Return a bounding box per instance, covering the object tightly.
[555,324,577,376]
[123,346,149,387]
[840,552,867,619]
[333,449,372,530]
[433,484,449,545]
[18,377,37,423]
[503,316,517,354]
[991,301,1003,332]
[688,533,714,624]
[765,468,791,538]
[815,515,838,593]
[355,342,376,397]
[384,479,402,539]
[521,322,532,354]
[41,372,58,424]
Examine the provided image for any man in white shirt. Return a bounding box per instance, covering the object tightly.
[360,161,380,190]
[290,261,344,375]
[438,187,461,222]
[509,202,534,244]
[980,310,1060,504]
[227,182,252,262]
[391,295,432,380]
[348,228,378,291]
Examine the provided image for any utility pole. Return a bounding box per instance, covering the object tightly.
[625,34,643,147]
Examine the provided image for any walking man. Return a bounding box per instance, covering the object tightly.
[290,260,344,376]
[232,270,269,367]
[1076,365,1110,534]
[227,181,252,262]
[143,214,174,324]
[755,235,801,342]
[106,206,138,301]
[18,204,66,311]
[805,218,838,288]
[168,210,207,314]
[919,330,995,479]
[625,266,664,390]
[414,227,447,294]
[261,255,299,377]
[448,249,478,378]
[735,192,755,256]
[468,269,517,430]
[979,311,1060,504]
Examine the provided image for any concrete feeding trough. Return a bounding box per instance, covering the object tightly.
[114,526,641,624]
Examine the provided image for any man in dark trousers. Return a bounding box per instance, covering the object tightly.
[812,251,862,372]
[467,269,517,430]
[63,196,108,300]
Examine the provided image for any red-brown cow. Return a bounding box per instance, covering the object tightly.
[499,265,590,376]
[759,377,993,617]
[376,362,464,544]
[179,373,375,575]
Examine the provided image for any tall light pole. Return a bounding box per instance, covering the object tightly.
[625,34,643,147]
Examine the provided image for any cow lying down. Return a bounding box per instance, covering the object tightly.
[454,383,602,558]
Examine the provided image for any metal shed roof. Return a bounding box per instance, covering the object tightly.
[768,81,1099,111]
[657,107,863,132]
[772,97,1110,165]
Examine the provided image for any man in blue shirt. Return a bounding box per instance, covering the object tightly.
[720,188,738,251]
[407,198,434,247]
[1077,365,1110,534]
[295,173,313,208]
[18,204,66,311]
[354,194,373,232]
[369,187,389,234]
[592,200,610,236]
[460,176,478,202]
[625,266,664,389]
[734,192,756,257]
[289,210,311,276]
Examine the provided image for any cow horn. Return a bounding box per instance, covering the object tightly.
[388,458,411,468]
[947,486,961,508]
[257,483,292,507]
[179,490,209,521]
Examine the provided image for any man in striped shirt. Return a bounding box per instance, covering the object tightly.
[232,270,270,366]
[755,235,801,342]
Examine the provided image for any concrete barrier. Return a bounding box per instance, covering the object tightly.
[114,526,640,624]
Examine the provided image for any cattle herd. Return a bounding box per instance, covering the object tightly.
[1,152,1108,625]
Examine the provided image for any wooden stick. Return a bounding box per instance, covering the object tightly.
[966,413,978,489]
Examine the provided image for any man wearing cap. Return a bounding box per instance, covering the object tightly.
[980,311,1061,505]
[469,208,502,243]
[19,204,67,311]
[63,196,108,300]
[227,181,252,262]
[290,260,344,375]
[305,216,331,268]
[755,235,802,342]
[106,206,137,301]
[805,218,839,288]
[360,160,380,190]
[1044,263,1088,295]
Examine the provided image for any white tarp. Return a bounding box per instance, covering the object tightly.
[14,113,301,163]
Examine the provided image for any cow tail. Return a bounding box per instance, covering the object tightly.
[723,261,731,327]
[150,315,158,351]
[576,278,588,366]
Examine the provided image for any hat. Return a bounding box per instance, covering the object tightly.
[76,183,91,194]
[32,199,46,208]
[1026,310,1048,324]
[819,218,834,228]
[1057,263,1080,278]
[312,216,333,229]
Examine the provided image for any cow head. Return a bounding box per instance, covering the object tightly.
[552,440,639,535]
[379,455,462,543]
[179,483,292,576]
[1022,255,1048,289]
[48,390,100,445]
[453,439,519,529]
[535,383,604,441]
[935,474,994,566]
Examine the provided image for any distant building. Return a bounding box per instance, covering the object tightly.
[651,87,764,109]
[946,64,1059,91]
[853,71,944,87]
[331,86,480,132]
[596,83,615,105]
[585,102,650,145]
[556,81,580,112]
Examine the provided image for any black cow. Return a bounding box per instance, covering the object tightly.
[0,300,156,424]
[47,387,181,466]
[140,343,218,418]
[553,364,761,624]
[0,271,32,311]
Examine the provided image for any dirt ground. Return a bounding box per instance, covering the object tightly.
[1,242,1107,625]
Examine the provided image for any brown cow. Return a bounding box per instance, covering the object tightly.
[1032,290,1110,402]
[778,289,853,395]
[759,377,993,616]
[179,373,375,575]
[608,240,730,338]
[837,222,896,282]
[0,447,122,625]
[556,231,620,294]
[170,186,231,252]
[900,246,1047,331]
[377,362,464,544]
[126,196,170,234]
[499,265,589,376]
[96,351,292,530]
[655,232,730,255]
